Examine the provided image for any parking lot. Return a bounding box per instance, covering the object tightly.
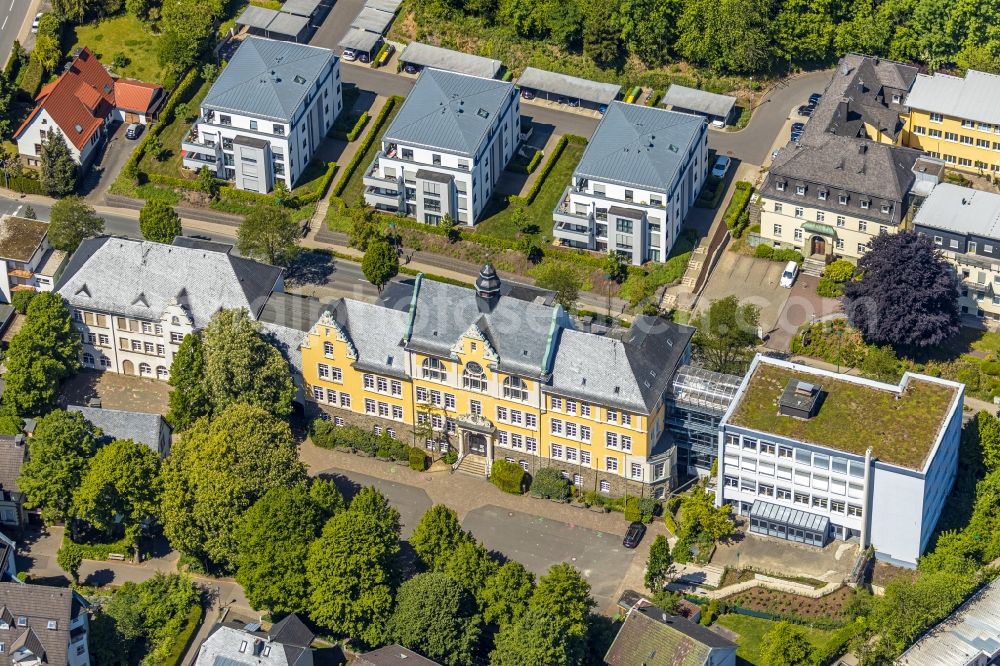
[696,249,791,336]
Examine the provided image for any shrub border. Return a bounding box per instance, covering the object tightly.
[332,95,403,198]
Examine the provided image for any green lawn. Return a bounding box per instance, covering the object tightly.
[140,77,213,180]
[715,614,836,665]
[339,105,402,206]
[475,141,587,242]
[70,15,165,83]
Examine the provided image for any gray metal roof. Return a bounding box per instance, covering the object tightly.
[236,5,278,29]
[67,405,168,456]
[574,102,705,193]
[56,236,282,329]
[339,27,382,53]
[363,0,404,12]
[400,42,501,79]
[897,577,1000,666]
[202,37,336,122]
[662,84,736,119]
[266,11,309,39]
[913,183,1000,239]
[351,6,395,34]
[355,645,441,666]
[516,67,620,105]
[906,70,1000,126]
[384,68,515,157]
[750,499,830,533]
[195,624,306,666]
[281,0,322,17]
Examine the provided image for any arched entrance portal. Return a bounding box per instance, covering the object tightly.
[810,236,826,256]
[122,359,135,375]
[467,433,487,456]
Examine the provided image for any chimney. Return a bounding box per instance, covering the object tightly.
[838,96,850,119]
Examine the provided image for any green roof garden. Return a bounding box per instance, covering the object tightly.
[728,362,958,470]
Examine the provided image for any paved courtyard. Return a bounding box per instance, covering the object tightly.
[696,249,791,335]
[765,277,844,352]
[316,468,433,539]
[60,369,171,415]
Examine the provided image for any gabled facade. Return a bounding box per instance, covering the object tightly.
[182,37,342,193]
[56,236,283,380]
[0,216,66,303]
[0,582,90,666]
[363,68,520,225]
[552,102,707,264]
[301,265,694,497]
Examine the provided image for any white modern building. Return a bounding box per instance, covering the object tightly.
[182,36,342,193]
[0,216,66,303]
[552,101,707,264]
[56,236,282,380]
[363,68,520,225]
[717,355,964,567]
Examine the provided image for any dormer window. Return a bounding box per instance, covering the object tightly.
[860,200,870,209]
[16,617,25,627]
[881,203,892,214]
[776,181,785,191]
[795,185,805,195]
[0,621,8,630]
[839,194,849,205]
[892,94,901,103]
[818,190,827,201]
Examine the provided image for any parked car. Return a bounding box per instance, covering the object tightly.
[342,49,358,62]
[125,123,142,140]
[771,148,781,160]
[808,92,822,106]
[711,155,731,179]
[521,89,535,101]
[623,521,646,548]
[797,105,814,117]
[791,130,803,142]
[31,12,43,33]
[780,260,799,288]
[359,51,371,63]
[791,122,805,133]
[403,63,419,74]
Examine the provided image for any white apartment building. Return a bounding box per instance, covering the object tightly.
[552,101,707,264]
[363,68,520,225]
[718,355,964,567]
[56,237,282,380]
[0,216,66,303]
[182,36,342,193]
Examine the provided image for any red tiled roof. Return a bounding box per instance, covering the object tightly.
[14,47,115,150]
[114,80,163,114]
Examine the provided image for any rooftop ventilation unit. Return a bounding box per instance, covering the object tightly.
[778,379,823,419]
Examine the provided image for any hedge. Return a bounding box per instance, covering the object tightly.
[346,111,370,141]
[148,173,200,191]
[584,492,659,522]
[8,174,44,195]
[490,459,525,494]
[310,418,409,461]
[409,446,428,471]
[511,134,587,207]
[646,89,664,107]
[332,96,403,198]
[218,185,279,206]
[296,161,338,205]
[60,533,134,562]
[524,149,543,174]
[664,509,679,534]
[163,603,203,666]
[754,244,804,264]
[529,467,570,501]
[723,181,754,233]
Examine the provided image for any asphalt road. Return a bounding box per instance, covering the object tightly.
[0,0,32,67]
[316,468,433,539]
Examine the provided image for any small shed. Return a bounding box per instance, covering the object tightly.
[399,42,502,79]
[363,0,404,12]
[281,0,326,20]
[339,27,383,57]
[266,11,311,42]
[662,84,738,126]
[350,6,395,34]
[516,67,620,111]
[235,5,279,34]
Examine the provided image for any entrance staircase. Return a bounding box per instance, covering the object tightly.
[456,454,488,477]
[802,254,827,277]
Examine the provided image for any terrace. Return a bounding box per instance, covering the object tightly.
[728,361,959,470]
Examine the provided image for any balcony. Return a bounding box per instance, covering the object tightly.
[181,151,219,172]
[552,187,595,246]
[363,156,402,189]
[364,186,403,209]
[181,126,218,155]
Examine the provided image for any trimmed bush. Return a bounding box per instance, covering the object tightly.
[346,112,370,141]
[332,96,402,197]
[816,276,845,298]
[823,259,856,283]
[18,58,42,97]
[646,89,664,107]
[664,510,679,534]
[296,161,338,205]
[309,419,408,461]
[523,149,543,174]
[773,248,804,264]
[490,459,525,494]
[409,446,428,471]
[529,467,570,501]
[723,181,754,232]
[754,244,774,259]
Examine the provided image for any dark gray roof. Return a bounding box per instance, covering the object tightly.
[57,237,283,328]
[663,84,736,119]
[548,316,694,414]
[415,169,452,184]
[268,614,314,647]
[574,102,706,193]
[67,405,168,455]
[0,582,78,666]
[172,236,233,253]
[236,5,278,29]
[233,134,271,149]
[384,68,515,157]
[339,28,381,53]
[258,292,330,332]
[516,67,620,105]
[202,37,337,122]
[0,437,24,495]
[764,135,922,224]
[354,645,440,666]
[351,6,394,33]
[400,42,501,79]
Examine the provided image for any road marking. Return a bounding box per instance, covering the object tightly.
[8,0,12,11]
[1,17,7,29]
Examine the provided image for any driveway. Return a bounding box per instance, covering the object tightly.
[696,248,790,336]
[462,505,635,610]
[81,121,143,202]
[765,277,843,352]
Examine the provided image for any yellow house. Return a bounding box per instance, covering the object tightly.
[300,265,694,498]
[901,70,1000,176]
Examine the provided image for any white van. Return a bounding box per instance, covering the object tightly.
[779,260,798,288]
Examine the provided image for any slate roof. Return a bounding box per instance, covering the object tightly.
[258,292,332,382]
[573,102,706,193]
[897,577,1000,666]
[0,581,78,666]
[202,37,337,122]
[663,84,736,119]
[906,69,1000,126]
[384,68,515,157]
[0,437,26,495]
[913,183,1000,239]
[14,47,116,150]
[66,405,168,456]
[400,42,502,80]
[354,645,440,665]
[328,298,409,378]
[516,67,620,105]
[56,237,282,329]
[0,216,48,263]
[547,316,693,414]
[195,619,313,666]
[605,602,736,666]
[268,614,314,647]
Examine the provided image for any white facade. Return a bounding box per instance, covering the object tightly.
[16,109,104,168]
[717,356,964,567]
[68,606,91,666]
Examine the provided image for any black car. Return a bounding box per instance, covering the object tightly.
[791,122,805,133]
[623,521,646,548]
[797,105,813,117]
[791,131,803,142]
[808,92,822,106]
[403,63,419,74]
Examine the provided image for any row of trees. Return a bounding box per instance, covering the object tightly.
[418,0,1000,74]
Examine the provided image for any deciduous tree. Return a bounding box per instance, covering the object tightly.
[139,200,182,244]
[844,232,960,349]
[644,534,672,592]
[237,206,299,266]
[759,621,815,666]
[389,572,482,666]
[73,439,162,539]
[18,410,99,522]
[692,295,760,374]
[166,333,211,430]
[443,538,499,606]
[348,202,382,251]
[410,504,468,570]
[361,238,399,292]
[534,262,581,311]
[481,560,535,627]
[48,196,104,252]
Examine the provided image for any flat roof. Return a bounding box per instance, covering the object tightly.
[662,84,736,119]
[267,11,309,38]
[516,67,620,105]
[400,42,501,79]
[236,5,278,29]
[363,0,403,12]
[339,27,382,52]
[351,6,394,34]
[906,70,1000,126]
[0,216,48,263]
[281,0,322,16]
[727,356,961,470]
[913,183,1000,240]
